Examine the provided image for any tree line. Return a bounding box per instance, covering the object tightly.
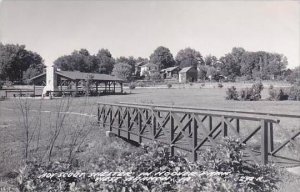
[0,43,295,83]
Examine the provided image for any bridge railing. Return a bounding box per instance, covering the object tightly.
[97,102,300,166]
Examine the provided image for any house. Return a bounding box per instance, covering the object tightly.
[140,63,159,77]
[160,66,181,79]
[179,67,198,83]
[134,61,146,76]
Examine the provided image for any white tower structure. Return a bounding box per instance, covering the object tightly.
[42,65,58,96]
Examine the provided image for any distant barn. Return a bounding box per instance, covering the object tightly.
[160,66,181,79]
[179,67,198,83]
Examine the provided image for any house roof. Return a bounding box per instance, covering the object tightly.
[161,66,180,72]
[30,70,124,82]
[135,61,146,67]
[141,62,158,68]
[179,67,195,73]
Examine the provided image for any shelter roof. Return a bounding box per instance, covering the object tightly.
[29,70,124,82]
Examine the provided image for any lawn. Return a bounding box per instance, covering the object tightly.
[0,83,299,191]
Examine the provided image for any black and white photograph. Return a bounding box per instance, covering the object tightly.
[0,0,300,191]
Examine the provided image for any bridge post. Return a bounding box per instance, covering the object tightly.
[97,105,100,124]
[209,116,212,131]
[109,107,112,132]
[222,116,228,137]
[236,119,240,134]
[188,114,192,135]
[102,105,106,128]
[138,110,142,143]
[261,120,269,165]
[269,122,274,153]
[118,107,121,136]
[170,112,175,157]
[152,108,156,140]
[127,110,130,140]
[193,114,198,162]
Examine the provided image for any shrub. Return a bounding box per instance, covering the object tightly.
[15,139,280,192]
[288,84,300,101]
[240,82,264,101]
[268,88,289,101]
[4,80,13,87]
[137,81,146,87]
[167,83,172,88]
[226,86,239,100]
[218,83,223,88]
[129,83,136,90]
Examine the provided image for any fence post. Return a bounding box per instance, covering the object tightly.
[118,107,121,136]
[102,105,106,128]
[188,114,192,135]
[127,109,131,140]
[97,105,100,124]
[193,114,198,162]
[261,119,269,165]
[152,108,156,140]
[209,116,212,131]
[170,112,175,157]
[223,116,228,137]
[138,109,142,143]
[269,122,274,153]
[236,119,240,134]
[109,107,113,132]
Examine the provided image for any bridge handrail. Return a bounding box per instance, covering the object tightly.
[118,102,300,119]
[98,102,280,123]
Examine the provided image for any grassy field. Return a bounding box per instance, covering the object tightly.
[0,82,299,191]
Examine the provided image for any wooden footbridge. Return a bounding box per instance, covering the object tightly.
[97,102,300,166]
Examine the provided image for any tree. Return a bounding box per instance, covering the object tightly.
[150,71,162,82]
[150,46,175,69]
[112,62,132,81]
[96,49,115,74]
[116,56,136,74]
[204,55,218,66]
[175,47,204,68]
[54,49,98,73]
[240,51,287,80]
[219,53,241,81]
[198,65,207,80]
[0,43,44,82]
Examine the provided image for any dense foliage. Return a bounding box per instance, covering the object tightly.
[112,62,132,81]
[0,43,291,84]
[226,82,264,101]
[0,43,45,83]
[175,47,204,68]
[150,46,176,69]
[14,138,280,192]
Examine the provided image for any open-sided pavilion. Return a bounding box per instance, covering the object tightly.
[29,67,124,97]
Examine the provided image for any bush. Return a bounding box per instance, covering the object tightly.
[137,81,146,87]
[167,83,172,88]
[129,83,136,90]
[288,85,300,101]
[268,87,289,101]
[14,139,280,192]
[240,82,263,101]
[218,83,223,88]
[226,86,239,100]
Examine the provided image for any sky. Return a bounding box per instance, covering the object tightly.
[0,0,299,68]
